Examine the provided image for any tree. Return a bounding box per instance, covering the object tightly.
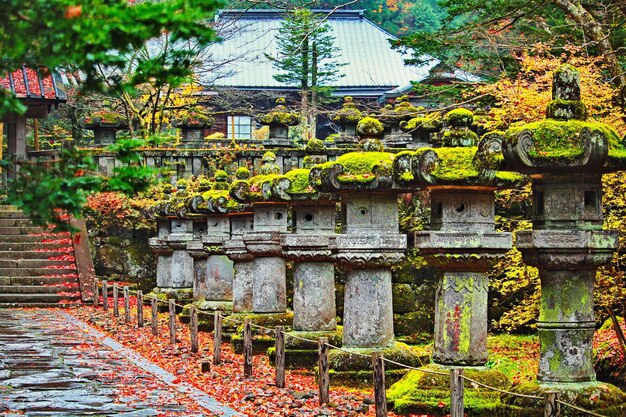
[266,8,345,138]
[393,0,626,108]
[0,0,222,229]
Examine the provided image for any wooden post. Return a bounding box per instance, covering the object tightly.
[243,318,252,377]
[112,284,119,317]
[190,306,199,353]
[151,296,159,335]
[102,280,108,311]
[213,312,222,365]
[318,337,330,405]
[275,326,285,388]
[372,352,387,417]
[33,118,39,151]
[123,286,130,324]
[169,299,176,344]
[94,278,99,306]
[450,368,464,417]
[544,392,561,417]
[137,290,144,328]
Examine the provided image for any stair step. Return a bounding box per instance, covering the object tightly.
[0,259,74,268]
[0,285,74,294]
[0,219,37,227]
[0,205,21,211]
[0,267,77,277]
[0,293,81,303]
[0,250,70,259]
[0,226,46,235]
[0,276,79,286]
[0,243,72,252]
[0,211,28,220]
[0,235,71,243]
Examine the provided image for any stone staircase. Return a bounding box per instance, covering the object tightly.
[0,205,82,307]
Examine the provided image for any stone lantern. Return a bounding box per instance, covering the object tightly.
[172,107,215,149]
[500,64,626,409]
[392,136,524,366]
[329,96,362,148]
[257,98,300,149]
[185,172,237,312]
[230,175,290,315]
[399,114,442,149]
[80,111,127,146]
[146,180,195,302]
[261,169,338,332]
[377,95,421,148]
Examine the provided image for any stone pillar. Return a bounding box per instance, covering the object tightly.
[243,203,289,313]
[517,176,616,382]
[189,214,233,304]
[224,213,254,313]
[415,189,511,365]
[334,193,405,349]
[282,203,337,331]
[164,218,194,288]
[149,220,174,288]
[179,127,205,149]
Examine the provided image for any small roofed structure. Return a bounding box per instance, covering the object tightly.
[1,66,67,161]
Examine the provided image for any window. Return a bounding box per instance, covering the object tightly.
[227,115,252,139]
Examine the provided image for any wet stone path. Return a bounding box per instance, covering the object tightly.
[0,309,239,417]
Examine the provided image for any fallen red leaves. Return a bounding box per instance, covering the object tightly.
[67,304,424,417]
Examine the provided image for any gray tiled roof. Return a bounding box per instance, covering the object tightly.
[206,9,442,96]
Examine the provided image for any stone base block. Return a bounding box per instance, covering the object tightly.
[501,381,626,417]
[229,312,294,354]
[179,301,233,326]
[387,364,510,416]
[326,343,429,388]
[327,369,408,389]
[147,287,193,312]
[267,329,343,369]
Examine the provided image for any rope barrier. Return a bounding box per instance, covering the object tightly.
[381,357,450,376]
[556,400,609,417]
[460,374,543,400]
[281,332,319,344]
[324,342,372,358]
[90,288,612,415]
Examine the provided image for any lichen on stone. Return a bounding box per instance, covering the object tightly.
[356,116,385,138]
[446,108,474,127]
[257,98,300,126]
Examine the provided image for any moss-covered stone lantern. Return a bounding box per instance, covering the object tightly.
[146,179,195,303]
[330,96,363,148]
[399,114,442,149]
[80,111,127,146]
[257,98,300,148]
[441,108,479,147]
[377,95,422,148]
[392,137,525,367]
[230,171,290,316]
[172,107,215,149]
[500,64,626,410]
[183,171,239,313]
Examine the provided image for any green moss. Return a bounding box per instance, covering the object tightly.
[506,119,623,161]
[282,168,312,194]
[388,366,510,417]
[328,342,428,372]
[356,116,385,138]
[446,108,474,127]
[400,116,441,133]
[432,147,479,181]
[331,96,363,123]
[306,138,325,152]
[235,167,250,180]
[214,170,228,181]
[546,99,587,120]
[258,99,300,126]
